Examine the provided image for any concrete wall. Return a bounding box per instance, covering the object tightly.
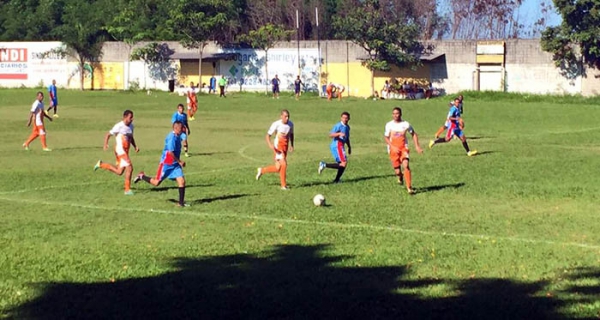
[3,40,600,96]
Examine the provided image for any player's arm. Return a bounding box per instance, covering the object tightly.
[131,135,139,152]
[185,123,191,135]
[26,112,34,127]
[265,133,275,151]
[43,110,53,121]
[346,137,352,155]
[410,130,423,154]
[289,133,294,151]
[103,132,113,151]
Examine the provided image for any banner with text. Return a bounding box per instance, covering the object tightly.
[0,42,68,87]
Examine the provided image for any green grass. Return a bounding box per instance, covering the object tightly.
[1,88,599,319]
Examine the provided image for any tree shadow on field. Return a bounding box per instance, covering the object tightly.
[9,244,598,319]
[167,193,255,205]
[147,184,214,192]
[297,174,394,188]
[416,182,465,194]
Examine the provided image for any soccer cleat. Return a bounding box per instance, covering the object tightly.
[22,144,29,151]
[397,176,404,185]
[124,190,134,196]
[428,140,435,149]
[280,186,290,190]
[94,160,102,171]
[407,188,416,195]
[42,148,52,152]
[318,161,326,174]
[255,168,262,180]
[53,114,59,118]
[184,152,190,158]
[133,172,145,184]
[189,117,195,121]
[467,150,478,157]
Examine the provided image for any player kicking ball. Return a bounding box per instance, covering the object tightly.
[318,111,351,183]
[134,121,188,207]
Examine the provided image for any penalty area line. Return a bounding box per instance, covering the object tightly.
[0,196,599,251]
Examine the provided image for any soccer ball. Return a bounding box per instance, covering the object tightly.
[313,194,326,206]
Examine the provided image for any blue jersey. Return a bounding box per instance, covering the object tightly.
[171,112,188,127]
[447,106,461,126]
[160,132,182,165]
[210,77,216,88]
[330,121,350,148]
[48,84,57,102]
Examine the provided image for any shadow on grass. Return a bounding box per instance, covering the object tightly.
[147,184,214,192]
[188,151,234,156]
[416,182,465,194]
[467,136,492,140]
[9,244,596,319]
[297,174,394,188]
[167,193,255,205]
[474,151,496,156]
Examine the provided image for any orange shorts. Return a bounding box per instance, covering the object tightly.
[33,125,46,136]
[389,148,409,169]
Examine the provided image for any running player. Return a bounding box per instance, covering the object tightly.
[94,110,139,195]
[429,98,477,156]
[186,82,197,120]
[272,74,280,99]
[255,109,294,190]
[23,91,53,151]
[384,107,423,195]
[318,112,351,183]
[294,75,303,100]
[134,121,188,207]
[46,79,59,118]
[172,103,191,157]
[433,98,457,139]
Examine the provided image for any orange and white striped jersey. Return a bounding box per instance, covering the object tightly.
[268,119,294,152]
[109,121,134,155]
[186,87,197,104]
[384,120,414,151]
[30,100,45,126]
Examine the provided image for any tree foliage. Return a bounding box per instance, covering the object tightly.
[541,0,600,70]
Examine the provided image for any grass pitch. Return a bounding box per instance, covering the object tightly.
[1,89,599,318]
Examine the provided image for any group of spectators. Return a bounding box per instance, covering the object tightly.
[378,79,438,100]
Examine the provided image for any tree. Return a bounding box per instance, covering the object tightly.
[541,0,600,73]
[238,24,294,94]
[52,0,109,90]
[168,0,237,86]
[333,0,422,95]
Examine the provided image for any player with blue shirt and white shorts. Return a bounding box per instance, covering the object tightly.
[318,111,352,183]
[172,103,191,157]
[134,121,188,207]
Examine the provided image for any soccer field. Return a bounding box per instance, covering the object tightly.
[1,89,599,318]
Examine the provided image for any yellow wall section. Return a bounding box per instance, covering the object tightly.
[66,62,124,90]
[476,55,504,64]
[179,60,216,87]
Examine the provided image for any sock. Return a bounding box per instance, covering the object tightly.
[326,163,340,169]
[434,138,446,144]
[334,166,346,182]
[142,175,152,183]
[100,163,111,170]
[178,187,185,205]
[279,162,287,187]
[184,146,188,153]
[462,141,470,153]
[124,179,131,191]
[262,165,279,174]
[403,168,412,189]
[40,135,48,148]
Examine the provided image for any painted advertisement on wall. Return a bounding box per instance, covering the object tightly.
[0,42,68,86]
[218,48,320,92]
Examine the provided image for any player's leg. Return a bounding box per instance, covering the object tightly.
[257,151,283,180]
[458,132,477,156]
[332,147,347,183]
[37,126,50,150]
[124,165,133,195]
[181,132,189,157]
[434,124,447,139]
[23,126,39,149]
[390,152,403,184]
[277,157,288,189]
[134,163,166,187]
[401,155,415,194]
[175,176,187,207]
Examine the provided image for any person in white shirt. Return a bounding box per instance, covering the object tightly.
[255,109,294,190]
[23,91,53,151]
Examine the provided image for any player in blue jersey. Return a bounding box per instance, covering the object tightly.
[172,103,191,157]
[429,97,477,156]
[46,79,59,118]
[294,75,303,100]
[134,121,188,207]
[318,112,352,183]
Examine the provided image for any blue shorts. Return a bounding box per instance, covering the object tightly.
[330,143,347,163]
[295,87,301,94]
[51,99,58,106]
[156,163,184,182]
[446,124,464,139]
[180,132,187,141]
[272,86,280,93]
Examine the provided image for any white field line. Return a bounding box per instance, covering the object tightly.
[0,196,599,251]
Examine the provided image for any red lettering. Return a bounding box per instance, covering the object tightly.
[0,48,28,62]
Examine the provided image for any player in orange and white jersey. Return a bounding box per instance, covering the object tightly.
[94,110,139,195]
[384,107,423,194]
[186,82,198,120]
[256,109,294,190]
[23,91,53,151]
[334,83,345,101]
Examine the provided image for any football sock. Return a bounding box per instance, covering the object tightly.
[262,166,279,174]
[434,138,446,144]
[124,179,131,192]
[326,163,340,169]
[40,135,48,149]
[279,162,287,187]
[462,141,470,152]
[142,175,152,183]
[403,168,412,189]
[184,146,188,152]
[178,187,185,206]
[334,166,346,182]
[24,133,37,146]
[100,163,111,170]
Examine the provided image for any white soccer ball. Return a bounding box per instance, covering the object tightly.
[313,194,326,206]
